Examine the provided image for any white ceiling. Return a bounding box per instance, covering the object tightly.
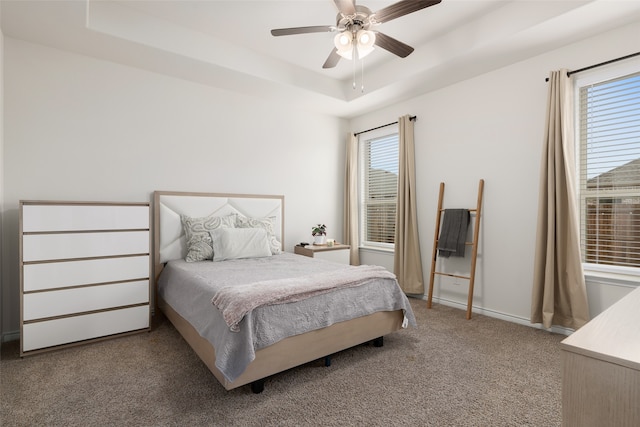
[3,0,640,118]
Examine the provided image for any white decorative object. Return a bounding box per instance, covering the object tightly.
[314,235,327,245]
[20,201,151,355]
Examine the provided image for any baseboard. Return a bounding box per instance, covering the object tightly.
[419,295,573,336]
[2,330,20,343]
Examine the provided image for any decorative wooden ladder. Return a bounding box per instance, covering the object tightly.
[427,179,484,319]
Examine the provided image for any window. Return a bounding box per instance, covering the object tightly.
[359,130,399,249]
[577,66,640,273]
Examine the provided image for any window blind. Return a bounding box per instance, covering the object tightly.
[579,71,640,268]
[361,133,399,246]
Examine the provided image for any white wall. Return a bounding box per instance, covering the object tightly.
[352,21,640,326]
[1,38,348,338]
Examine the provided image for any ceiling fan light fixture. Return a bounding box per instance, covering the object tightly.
[337,50,354,60]
[357,30,374,47]
[356,29,375,58]
[334,31,354,59]
[271,0,443,70]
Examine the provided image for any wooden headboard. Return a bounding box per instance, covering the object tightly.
[152,191,284,283]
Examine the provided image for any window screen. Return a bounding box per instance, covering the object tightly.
[578,71,640,268]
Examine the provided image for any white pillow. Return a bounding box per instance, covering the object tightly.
[209,227,272,262]
[235,215,282,254]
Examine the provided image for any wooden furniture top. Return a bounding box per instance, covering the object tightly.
[295,243,350,254]
[561,286,640,370]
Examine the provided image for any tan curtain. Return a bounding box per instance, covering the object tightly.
[394,115,424,294]
[344,133,360,265]
[531,70,589,330]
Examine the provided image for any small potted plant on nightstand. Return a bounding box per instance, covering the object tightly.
[312,224,327,245]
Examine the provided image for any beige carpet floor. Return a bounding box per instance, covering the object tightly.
[1,298,565,426]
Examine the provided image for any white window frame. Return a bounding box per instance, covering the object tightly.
[358,127,399,252]
[574,56,640,284]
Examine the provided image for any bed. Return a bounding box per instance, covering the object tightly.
[153,191,416,392]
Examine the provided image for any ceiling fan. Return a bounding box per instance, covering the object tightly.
[270,0,442,69]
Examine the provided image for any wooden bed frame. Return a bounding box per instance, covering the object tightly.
[153,191,405,392]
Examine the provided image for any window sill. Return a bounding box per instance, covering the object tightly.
[583,266,640,288]
[359,246,394,255]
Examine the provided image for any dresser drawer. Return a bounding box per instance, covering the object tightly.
[22,204,149,232]
[23,231,149,262]
[22,305,150,352]
[23,255,149,292]
[23,280,149,321]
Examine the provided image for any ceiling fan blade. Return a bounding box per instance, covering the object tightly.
[374,32,414,58]
[334,0,356,16]
[271,26,335,36]
[373,0,442,24]
[323,49,342,69]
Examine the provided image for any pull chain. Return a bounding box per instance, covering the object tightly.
[352,44,357,90]
[361,57,365,92]
[351,47,365,92]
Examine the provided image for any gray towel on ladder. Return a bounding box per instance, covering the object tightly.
[437,209,470,258]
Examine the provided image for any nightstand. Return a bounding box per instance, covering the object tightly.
[294,243,351,265]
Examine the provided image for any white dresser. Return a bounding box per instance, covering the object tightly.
[20,201,151,356]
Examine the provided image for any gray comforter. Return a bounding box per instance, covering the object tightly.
[157,253,416,383]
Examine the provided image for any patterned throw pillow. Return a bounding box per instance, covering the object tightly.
[235,215,282,255]
[181,213,237,262]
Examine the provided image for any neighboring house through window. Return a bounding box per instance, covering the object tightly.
[575,60,640,278]
[359,129,399,250]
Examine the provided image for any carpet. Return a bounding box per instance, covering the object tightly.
[0,298,564,426]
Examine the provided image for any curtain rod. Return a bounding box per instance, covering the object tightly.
[544,51,640,81]
[354,115,416,137]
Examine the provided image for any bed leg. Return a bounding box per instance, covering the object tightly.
[373,337,384,347]
[324,355,331,367]
[250,379,265,394]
